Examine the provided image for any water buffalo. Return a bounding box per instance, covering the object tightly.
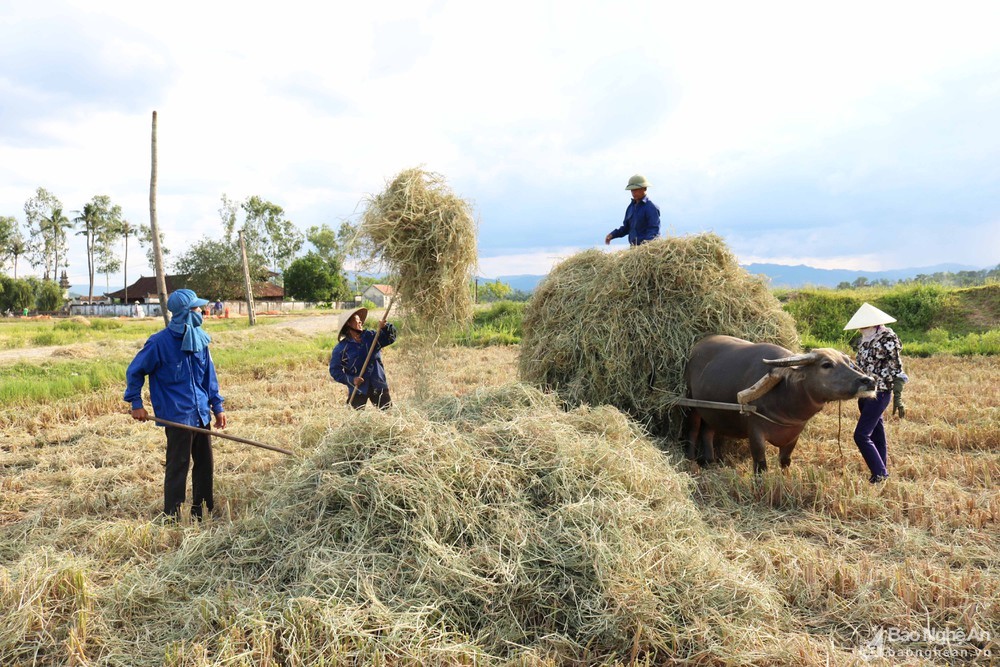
[683,335,876,473]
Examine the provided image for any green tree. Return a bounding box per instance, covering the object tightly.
[94,206,127,295]
[24,188,67,280]
[221,194,304,275]
[22,276,64,311]
[306,220,356,266]
[75,196,125,301]
[475,279,513,303]
[137,223,169,271]
[95,225,123,295]
[173,237,269,300]
[284,252,349,302]
[6,235,27,280]
[113,220,136,303]
[0,215,18,275]
[0,276,34,312]
[46,207,72,282]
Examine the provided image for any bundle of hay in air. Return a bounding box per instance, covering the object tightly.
[519,233,798,437]
[358,167,478,330]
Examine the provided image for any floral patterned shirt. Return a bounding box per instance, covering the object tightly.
[856,326,904,392]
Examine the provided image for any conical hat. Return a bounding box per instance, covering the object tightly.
[844,302,896,330]
[336,306,368,340]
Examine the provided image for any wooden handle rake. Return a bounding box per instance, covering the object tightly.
[150,416,294,456]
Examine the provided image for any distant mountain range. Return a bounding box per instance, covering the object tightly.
[739,262,983,288]
[492,262,988,292]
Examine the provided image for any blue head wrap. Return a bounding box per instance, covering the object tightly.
[166,289,212,353]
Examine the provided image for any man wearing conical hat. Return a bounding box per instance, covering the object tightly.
[604,174,661,247]
[124,289,226,519]
[330,305,397,409]
[844,302,908,483]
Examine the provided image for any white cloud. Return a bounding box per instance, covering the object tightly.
[2,0,999,290]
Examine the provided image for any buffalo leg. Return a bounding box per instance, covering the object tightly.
[779,441,797,469]
[700,423,717,465]
[713,435,726,464]
[749,432,768,474]
[685,411,702,461]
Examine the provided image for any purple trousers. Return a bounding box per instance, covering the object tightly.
[854,391,892,478]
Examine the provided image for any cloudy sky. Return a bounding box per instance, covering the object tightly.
[2,0,999,289]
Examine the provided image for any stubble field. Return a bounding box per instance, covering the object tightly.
[0,317,997,665]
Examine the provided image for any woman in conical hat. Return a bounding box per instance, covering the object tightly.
[329,305,397,409]
[844,302,907,483]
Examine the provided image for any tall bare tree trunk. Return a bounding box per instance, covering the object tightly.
[149,111,169,326]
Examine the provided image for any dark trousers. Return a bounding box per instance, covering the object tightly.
[164,425,214,518]
[349,388,392,410]
[854,391,892,478]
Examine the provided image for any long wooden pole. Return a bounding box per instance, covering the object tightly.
[239,230,257,326]
[671,397,758,414]
[151,416,294,455]
[149,110,169,327]
[347,296,395,405]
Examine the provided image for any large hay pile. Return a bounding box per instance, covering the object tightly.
[95,385,800,664]
[358,167,478,329]
[519,234,799,436]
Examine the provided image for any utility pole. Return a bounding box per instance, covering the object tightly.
[239,230,257,326]
[149,110,169,327]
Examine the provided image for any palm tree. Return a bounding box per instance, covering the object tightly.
[121,220,134,305]
[9,236,26,279]
[43,207,72,281]
[74,203,101,302]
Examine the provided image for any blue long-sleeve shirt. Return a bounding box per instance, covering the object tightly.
[124,328,224,427]
[329,323,397,396]
[608,196,661,246]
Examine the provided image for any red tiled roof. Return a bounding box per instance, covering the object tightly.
[105,275,190,300]
[368,284,394,295]
[253,282,284,299]
[105,275,284,301]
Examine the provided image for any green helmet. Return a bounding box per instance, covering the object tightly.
[625,174,649,190]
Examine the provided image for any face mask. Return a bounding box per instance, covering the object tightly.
[189,309,204,328]
[860,326,880,342]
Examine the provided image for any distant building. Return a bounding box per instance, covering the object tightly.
[362,284,394,308]
[105,275,189,304]
[106,274,284,304]
[59,271,71,299]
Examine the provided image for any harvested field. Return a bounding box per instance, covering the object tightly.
[0,320,997,664]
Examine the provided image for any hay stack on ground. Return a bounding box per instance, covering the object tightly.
[519,233,798,437]
[358,167,478,330]
[97,384,803,664]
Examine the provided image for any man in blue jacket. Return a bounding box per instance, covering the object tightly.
[124,289,226,520]
[605,174,661,246]
[330,305,397,409]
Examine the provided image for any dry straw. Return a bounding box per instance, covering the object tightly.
[358,167,478,331]
[85,384,794,664]
[519,233,799,437]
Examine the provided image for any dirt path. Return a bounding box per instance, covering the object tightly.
[0,311,379,366]
[0,345,62,365]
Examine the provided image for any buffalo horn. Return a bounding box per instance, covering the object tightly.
[737,372,783,404]
[762,351,820,368]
